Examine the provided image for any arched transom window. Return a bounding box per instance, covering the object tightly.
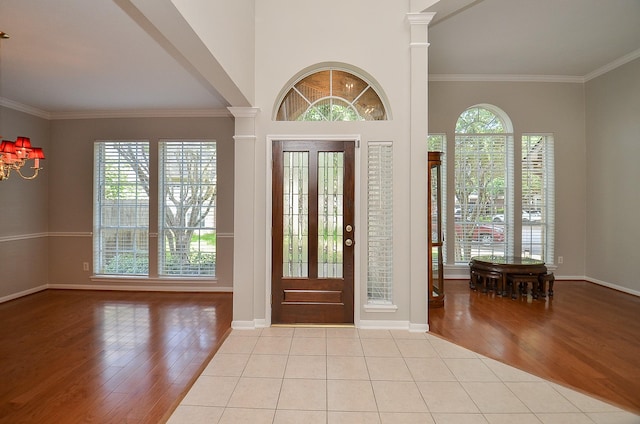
[276,68,387,121]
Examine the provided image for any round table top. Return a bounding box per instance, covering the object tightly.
[471,255,545,266]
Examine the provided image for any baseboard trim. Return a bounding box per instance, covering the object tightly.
[48,283,233,293]
[585,277,640,297]
[0,285,48,304]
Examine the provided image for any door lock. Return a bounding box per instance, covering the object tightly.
[345,224,353,233]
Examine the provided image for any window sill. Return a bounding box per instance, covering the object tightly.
[363,303,398,313]
[90,275,217,284]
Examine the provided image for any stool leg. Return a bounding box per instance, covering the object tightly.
[538,276,547,298]
[548,277,555,297]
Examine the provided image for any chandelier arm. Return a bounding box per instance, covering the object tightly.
[14,166,41,180]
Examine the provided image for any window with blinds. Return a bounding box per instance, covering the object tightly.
[522,134,555,263]
[94,141,150,275]
[367,141,393,304]
[454,106,513,263]
[159,141,217,276]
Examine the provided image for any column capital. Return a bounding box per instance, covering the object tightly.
[406,12,436,26]
[228,107,260,119]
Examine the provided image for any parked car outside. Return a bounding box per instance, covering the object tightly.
[492,211,542,223]
[455,223,505,243]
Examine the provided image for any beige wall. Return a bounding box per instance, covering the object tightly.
[172,0,255,104]
[428,80,587,278]
[251,0,424,327]
[0,107,50,300]
[585,58,640,294]
[47,116,236,290]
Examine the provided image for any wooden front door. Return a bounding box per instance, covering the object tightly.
[272,140,355,324]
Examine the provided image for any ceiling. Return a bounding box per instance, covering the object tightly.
[0,0,639,117]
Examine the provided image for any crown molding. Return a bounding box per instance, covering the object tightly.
[0,97,51,119]
[50,108,232,120]
[429,74,585,83]
[584,48,640,82]
[1,98,232,120]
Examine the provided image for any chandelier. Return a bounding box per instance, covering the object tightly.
[0,31,45,181]
[0,137,45,180]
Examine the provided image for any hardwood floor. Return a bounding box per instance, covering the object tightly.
[429,279,640,414]
[2,282,638,422]
[0,290,232,424]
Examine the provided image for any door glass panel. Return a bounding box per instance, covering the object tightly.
[283,152,309,277]
[317,152,344,278]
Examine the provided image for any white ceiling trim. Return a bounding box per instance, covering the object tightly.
[1,96,232,120]
[49,108,232,120]
[430,47,640,84]
[584,48,640,82]
[429,74,585,83]
[1,97,51,120]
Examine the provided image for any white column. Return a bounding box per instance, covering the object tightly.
[407,12,435,331]
[229,107,260,328]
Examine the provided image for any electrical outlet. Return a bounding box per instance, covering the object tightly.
[557,256,563,264]
[83,262,89,271]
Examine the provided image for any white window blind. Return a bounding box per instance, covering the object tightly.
[367,141,393,304]
[93,141,150,275]
[522,134,555,263]
[454,106,514,263]
[159,141,217,276]
[454,134,510,262]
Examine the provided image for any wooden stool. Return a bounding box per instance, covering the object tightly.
[474,269,502,294]
[508,274,541,299]
[539,272,555,297]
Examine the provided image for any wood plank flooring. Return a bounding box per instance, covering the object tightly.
[0,290,232,424]
[429,279,640,414]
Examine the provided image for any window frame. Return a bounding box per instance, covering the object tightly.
[93,139,218,279]
[366,141,394,305]
[275,67,389,121]
[450,105,555,267]
[93,140,150,276]
[521,134,555,264]
[158,140,217,277]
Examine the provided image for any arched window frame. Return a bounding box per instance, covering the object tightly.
[274,65,389,121]
[452,104,555,266]
[453,104,515,263]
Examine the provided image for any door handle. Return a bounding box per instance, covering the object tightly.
[345,239,354,247]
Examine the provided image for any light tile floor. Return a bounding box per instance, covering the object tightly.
[167,328,640,424]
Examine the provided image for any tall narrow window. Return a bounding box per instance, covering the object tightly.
[367,141,393,304]
[94,141,150,275]
[159,141,217,276]
[522,134,555,263]
[454,106,513,263]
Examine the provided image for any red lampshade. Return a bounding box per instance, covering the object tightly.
[28,147,46,160]
[14,136,32,149]
[0,140,16,154]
